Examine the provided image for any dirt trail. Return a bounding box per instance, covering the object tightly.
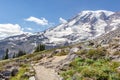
[33,56,67,80]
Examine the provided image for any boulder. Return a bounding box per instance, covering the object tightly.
[2,70,11,77]
[66,54,78,61]
[11,68,18,76]
[1,70,11,80]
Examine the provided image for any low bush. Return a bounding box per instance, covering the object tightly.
[60,57,120,80]
[113,51,120,56]
[86,48,106,59]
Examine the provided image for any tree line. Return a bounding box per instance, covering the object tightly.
[3,49,26,60]
[34,44,45,52]
[3,44,45,60]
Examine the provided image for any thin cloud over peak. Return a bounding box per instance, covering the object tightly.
[25,16,48,26]
[26,27,33,31]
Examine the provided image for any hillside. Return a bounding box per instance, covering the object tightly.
[0,33,119,80]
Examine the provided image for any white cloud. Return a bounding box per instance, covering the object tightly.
[59,17,67,24]
[26,27,33,31]
[25,16,48,25]
[0,24,24,39]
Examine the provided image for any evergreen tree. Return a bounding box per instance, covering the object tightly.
[16,50,26,57]
[4,49,9,59]
[40,44,45,51]
[13,52,16,58]
[35,44,45,52]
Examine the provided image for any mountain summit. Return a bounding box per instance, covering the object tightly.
[44,10,117,44]
[0,10,120,58]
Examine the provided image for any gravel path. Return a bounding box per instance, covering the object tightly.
[33,56,67,80]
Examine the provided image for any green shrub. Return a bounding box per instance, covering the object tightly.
[81,67,98,78]
[10,67,28,80]
[75,50,87,55]
[61,70,75,80]
[110,62,120,69]
[97,72,109,80]
[85,58,94,65]
[56,50,68,56]
[113,51,120,56]
[86,48,106,59]
[69,58,84,67]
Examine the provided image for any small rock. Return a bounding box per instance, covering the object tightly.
[29,76,35,80]
[67,53,78,61]
[54,49,62,54]
[117,66,120,72]
[70,47,79,54]
[23,72,30,78]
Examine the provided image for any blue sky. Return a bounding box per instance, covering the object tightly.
[0,0,120,38]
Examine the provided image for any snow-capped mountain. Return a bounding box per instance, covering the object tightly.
[0,10,120,58]
[44,10,116,44]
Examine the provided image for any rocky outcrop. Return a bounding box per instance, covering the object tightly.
[0,66,19,80]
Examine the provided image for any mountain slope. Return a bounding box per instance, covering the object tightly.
[94,27,120,44]
[0,10,120,58]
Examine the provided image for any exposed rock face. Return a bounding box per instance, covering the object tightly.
[93,27,120,54]
[94,27,120,44]
[0,70,16,80]
[0,63,20,80]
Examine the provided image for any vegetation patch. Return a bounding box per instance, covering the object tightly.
[60,57,120,80]
[10,64,30,80]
